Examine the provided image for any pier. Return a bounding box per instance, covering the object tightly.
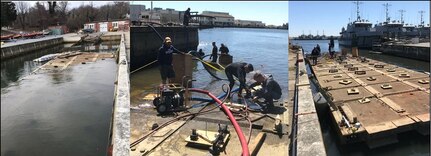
[380,42,430,61]
[289,47,327,156]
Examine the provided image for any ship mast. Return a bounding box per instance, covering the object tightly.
[419,10,425,26]
[398,9,405,24]
[353,1,362,21]
[383,3,391,23]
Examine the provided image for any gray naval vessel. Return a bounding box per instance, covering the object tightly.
[339,1,430,49]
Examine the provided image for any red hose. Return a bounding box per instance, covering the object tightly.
[189,88,250,156]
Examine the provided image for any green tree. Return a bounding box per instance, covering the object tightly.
[1,2,17,27]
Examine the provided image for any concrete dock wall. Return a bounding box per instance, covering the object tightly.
[109,33,130,156]
[1,36,63,60]
[129,26,199,71]
[293,49,327,156]
[381,43,430,61]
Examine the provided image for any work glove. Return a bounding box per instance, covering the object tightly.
[245,90,252,98]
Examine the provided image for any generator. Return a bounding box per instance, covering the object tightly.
[153,84,187,114]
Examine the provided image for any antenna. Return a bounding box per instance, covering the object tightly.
[398,9,406,24]
[383,3,391,23]
[353,1,363,21]
[419,10,425,26]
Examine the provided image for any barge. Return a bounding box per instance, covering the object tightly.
[306,52,430,148]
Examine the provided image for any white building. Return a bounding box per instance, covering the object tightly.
[200,11,234,27]
[234,20,265,27]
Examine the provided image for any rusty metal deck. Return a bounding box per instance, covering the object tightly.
[311,55,430,147]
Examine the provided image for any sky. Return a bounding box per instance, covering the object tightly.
[132,1,288,26]
[289,1,430,37]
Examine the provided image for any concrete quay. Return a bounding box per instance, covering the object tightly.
[289,47,327,156]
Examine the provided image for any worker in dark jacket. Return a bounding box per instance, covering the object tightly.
[183,8,191,26]
[219,43,229,54]
[209,42,218,62]
[250,72,282,107]
[157,37,185,84]
[311,47,319,65]
[225,62,254,98]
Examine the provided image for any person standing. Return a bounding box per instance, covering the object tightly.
[311,47,319,65]
[250,72,282,108]
[209,42,218,63]
[157,37,185,84]
[219,43,230,54]
[183,8,191,26]
[225,62,254,98]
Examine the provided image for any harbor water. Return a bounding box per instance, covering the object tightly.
[1,42,119,156]
[292,39,430,156]
[131,28,289,105]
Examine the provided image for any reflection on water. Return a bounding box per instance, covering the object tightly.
[131,28,289,105]
[295,40,430,156]
[1,42,119,156]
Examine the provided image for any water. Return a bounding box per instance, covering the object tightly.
[1,42,119,156]
[131,28,289,104]
[293,40,430,156]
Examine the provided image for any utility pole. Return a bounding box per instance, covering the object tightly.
[383,3,391,23]
[398,9,406,24]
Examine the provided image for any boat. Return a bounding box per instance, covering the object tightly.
[339,2,430,49]
[33,54,60,62]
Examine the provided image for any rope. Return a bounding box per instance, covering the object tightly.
[130,60,158,74]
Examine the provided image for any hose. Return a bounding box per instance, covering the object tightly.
[189,88,250,156]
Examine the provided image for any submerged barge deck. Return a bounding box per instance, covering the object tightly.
[308,53,430,148]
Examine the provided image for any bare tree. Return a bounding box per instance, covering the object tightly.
[56,1,68,24]
[16,1,29,30]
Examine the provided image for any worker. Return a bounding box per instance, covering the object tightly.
[219,43,230,54]
[316,44,321,55]
[328,43,335,59]
[311,47,319,65]
[250,72,282,108]
[157,37,186,84]
[225,62,254,98]
[209,42,218,63]
[183,8,191,26]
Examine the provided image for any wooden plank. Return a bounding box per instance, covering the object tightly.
[340,105,357,124]
[132,121,186,156]
[379,97,405,113]
[391,117,415,127]
[250,132,266,156]
[414,113,430,122]
[364,121,397,134]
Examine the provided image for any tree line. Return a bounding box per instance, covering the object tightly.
[1,1,129,32]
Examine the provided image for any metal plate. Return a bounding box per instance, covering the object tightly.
[384,91,430,116]
[406,78,430,89]
[345,98,403,127]
[368,82,417,96]
[316,73,351,82]
[320,78,361,90]
[390,72,429,80]
[328,86,373,103]
[357,75,397,85]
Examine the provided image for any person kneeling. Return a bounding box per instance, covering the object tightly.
[250,72,282,108]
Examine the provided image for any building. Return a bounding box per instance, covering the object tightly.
[234,20,265,28]
[130,5,146,24]
[84,20,130,32]
[137,8,182,25]
[200,11,234,27]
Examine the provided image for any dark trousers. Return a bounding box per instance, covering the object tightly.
[256,90,281,106]
[211,55,218,63]
[183,18,189,26]
[225,70,242,97]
